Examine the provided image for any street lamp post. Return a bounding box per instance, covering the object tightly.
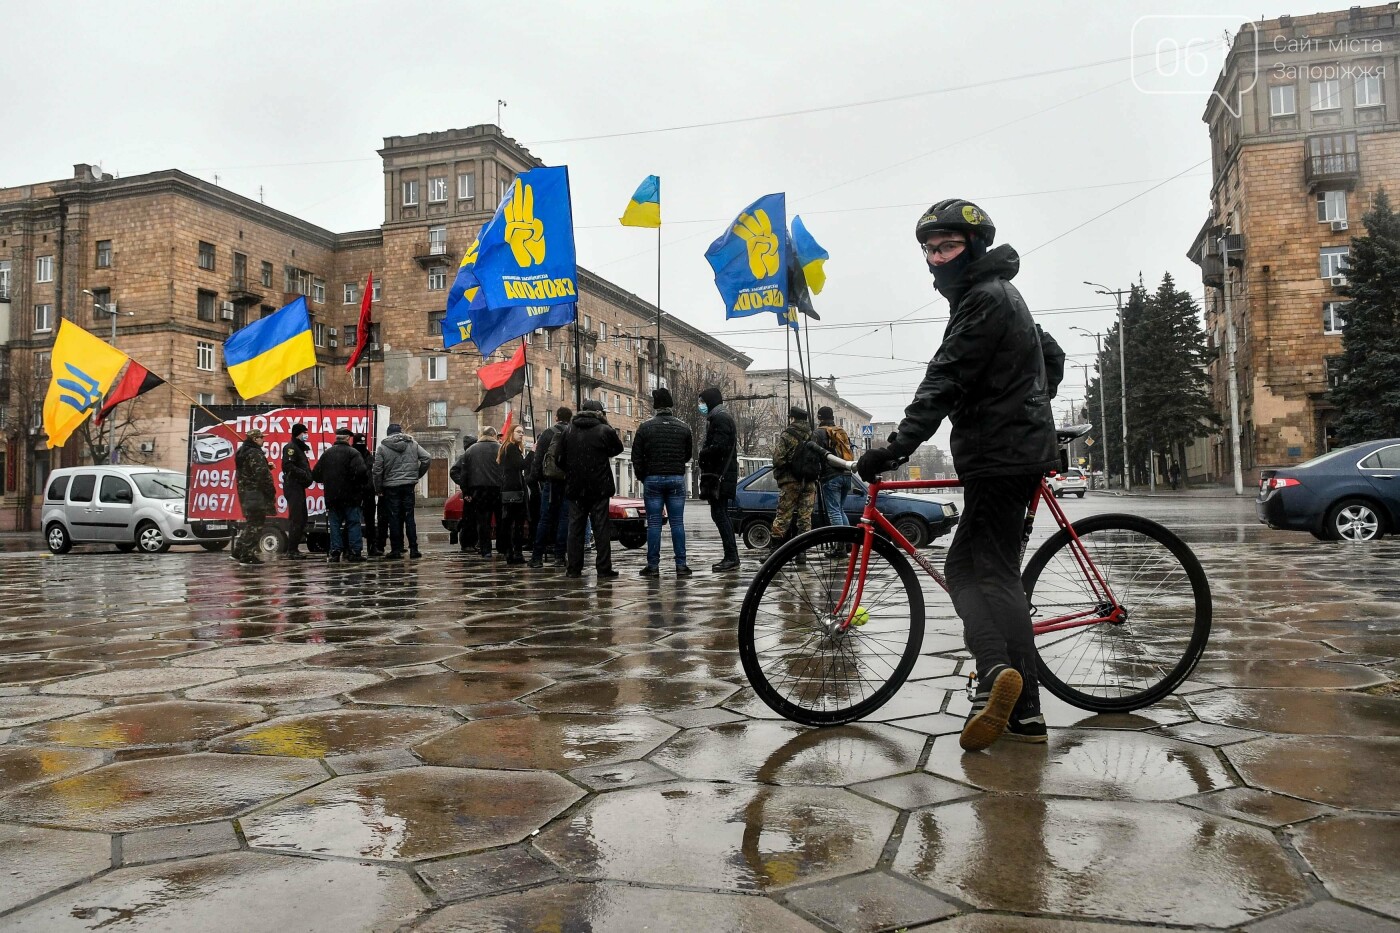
[1084,282,1131,491]
[82,290,133,464]
[1071,326,1111,490]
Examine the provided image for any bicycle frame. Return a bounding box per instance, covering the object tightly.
[830,475,1123,635]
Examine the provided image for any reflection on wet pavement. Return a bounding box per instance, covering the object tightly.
[0,499,1394,928]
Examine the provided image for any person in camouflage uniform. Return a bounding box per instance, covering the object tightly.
[233,429,275,565]
[770,407,817,546]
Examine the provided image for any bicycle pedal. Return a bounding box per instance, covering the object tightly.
[965,672,977,702]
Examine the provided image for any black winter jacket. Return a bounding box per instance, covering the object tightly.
[889,245,1062,479]
[559,411,623,501]
[312,441,370,508]
[282,439,313,491]
[632,410,692,480]
[528,424,562,484]
[499,445,527,494]
[462,439,503,489]
[699,404,739,500]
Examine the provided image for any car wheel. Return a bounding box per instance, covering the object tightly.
[1326,498,1384,541]
[258,528,287,557]
[136,521,171,554]
[894,515,929,549]
[115,543,137,553]
[200,540,229,552]
[46,522,73,555]
[617,529,645,549]
[743,521,772,550]
[1076,491,1086,499]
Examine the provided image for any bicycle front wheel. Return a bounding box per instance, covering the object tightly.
[738,526,925,726]
[1023,513,1212,713]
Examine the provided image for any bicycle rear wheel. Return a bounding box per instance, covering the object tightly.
[1023,513,1211,713]
[738,526,924,726]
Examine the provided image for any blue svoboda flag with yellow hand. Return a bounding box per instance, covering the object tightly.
[42,320,130,448]
[619,175,660,228]
[444,233,576,357]
[473,166,578,310]
[790,215,829,295]
[223,296,316,399]
[705,193,787,320]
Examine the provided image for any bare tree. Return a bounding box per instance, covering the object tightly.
[76,396,155,465]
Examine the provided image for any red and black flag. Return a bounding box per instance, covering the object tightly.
[95,362,165,425]
[475,342,527,412]
[345,271,374,372]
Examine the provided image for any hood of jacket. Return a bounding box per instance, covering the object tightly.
[570,411,604,430]
[380,433,415,454]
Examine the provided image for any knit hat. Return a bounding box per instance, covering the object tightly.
[699,387,723,408]
[386,423,403,435]
[652,387,673,408]
[581,399,605,412]
[788,406,809,421]
[334,427,352,439]
[817,406,834,424]
[291,422,308,438]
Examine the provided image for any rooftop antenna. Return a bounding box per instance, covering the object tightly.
[259,185,264,204]
[213,173,220,187]
[497,99,507,127]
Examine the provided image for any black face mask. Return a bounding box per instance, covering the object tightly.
[929,239,987,292]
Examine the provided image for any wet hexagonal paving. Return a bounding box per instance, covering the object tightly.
[0,498,1397,930]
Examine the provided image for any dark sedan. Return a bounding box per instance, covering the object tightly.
[1257,438,1400,541]
[731,466,959,549]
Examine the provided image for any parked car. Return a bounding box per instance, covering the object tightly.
[1048,467,1088,498]
[42,466,234,554]
[442,491,649,549]
[1257,438,1400,541]
[731,465,958,549]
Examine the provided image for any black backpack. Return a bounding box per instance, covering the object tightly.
[542,431,566,481]
[786,428,824,482]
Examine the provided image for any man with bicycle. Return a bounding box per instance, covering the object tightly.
[857,199,1064,751]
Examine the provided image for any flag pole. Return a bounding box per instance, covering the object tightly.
[785,324,792,413]
[655,224,662,388]
[573,315,583,411]
[800,310,817,417]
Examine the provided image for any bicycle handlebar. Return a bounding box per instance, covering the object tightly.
[824,451,910,476]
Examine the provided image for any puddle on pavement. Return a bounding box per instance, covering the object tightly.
[893,796,1307,927]
[596,649,741,680]
[391,626,521,648]
[1190,688,1400,736]
[1226,735,1400,811]
[243,766,582,861]
[652,721,924,785]
[0,661,103,685]
[414,713,676,770]
[0,635,88,656]
[349,671,552,707]
[1203,638,1336,660]
[1322,634,1400,657]
[1180,787,1330,828]
[212,709,458,757]
[525,676,737,715]
[1192,659,1388,690]
[22,701,267,748]
[303,645,466,669]
[50,640,215,662]
[1292,815,1400,919]
[171,644,331,668]
[275,625,405,644]
[186,671,383,703]
[0,695,103,728]
[0,746,106,793]
[518,627,665,649]
[445,645,618,674]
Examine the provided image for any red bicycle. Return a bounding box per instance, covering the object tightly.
[737,431,1212,726]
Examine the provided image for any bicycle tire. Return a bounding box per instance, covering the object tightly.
[1022,512,1212,713]
[738,526,925,726]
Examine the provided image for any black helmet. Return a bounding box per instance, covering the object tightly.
[915,199,995,246]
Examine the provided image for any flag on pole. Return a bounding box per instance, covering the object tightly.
[42,320,130,448]
[473,167,578,310]
[474,342,528,412]
[790,216,829,295]
[619,175,661,228]
[95,362,165,426]
[224,296,316,399]
[705,192,787,320]
[345,272,374,371]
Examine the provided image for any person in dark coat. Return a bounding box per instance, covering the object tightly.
[698,386,740,571]
[312,427,370,562]
[528,407,572,567]
[632,387,693,576]
[450,436,478,552]
[462,426,503,558]
[351,433,382,556]
[497,423,529,564]
[856,198,1063,751]
[232,429,274,565]
[558,399,623,579]
[281,422,314,559]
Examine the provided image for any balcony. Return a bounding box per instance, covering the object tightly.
[1305,151,1360,192]
[227,275,263,305]
[413,239,452,268]
[1200,255,1225,288]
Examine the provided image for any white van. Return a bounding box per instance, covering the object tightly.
[41,466,234,554]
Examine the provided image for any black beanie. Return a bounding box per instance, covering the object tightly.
[652,387,674,408]
[817,406,834,424]
[700,387,723,408]
[291,422,308,438]
[789,406,809,421]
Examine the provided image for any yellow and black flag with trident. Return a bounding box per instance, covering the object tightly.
[42,320,129,448]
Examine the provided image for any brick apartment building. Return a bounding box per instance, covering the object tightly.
[0,126,749,528]
[1190,4,1400,482]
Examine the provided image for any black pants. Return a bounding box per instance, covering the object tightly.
[456,487,477,550]
[567,496,612,574]
[945,473,1042,715]
[285,486,308,552]
[499,498,528,558]
[361,491,380,552]
[383,485,417,554]
[532,480,568,560]
[471,487,500,555]
[710,495,738,562]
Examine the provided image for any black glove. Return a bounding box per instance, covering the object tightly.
[857,447,903,483]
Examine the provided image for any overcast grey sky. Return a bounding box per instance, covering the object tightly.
[4,0,1293,433]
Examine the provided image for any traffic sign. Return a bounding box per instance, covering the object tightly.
[1085,437,1095,446]
[861,424,875,437]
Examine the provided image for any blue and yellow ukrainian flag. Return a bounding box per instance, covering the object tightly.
[224,296,316,399]
[791,215,829,295]
[619,175,661,228]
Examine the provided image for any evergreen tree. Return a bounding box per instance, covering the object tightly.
[1331,189,1400,443]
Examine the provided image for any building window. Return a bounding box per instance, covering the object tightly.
[0,259,10,297]
[1326,355,1346,388]
[1310,79,1341,111]
[457,172,475,200]
[372,279,382,301]
[344,283,356,304]
[625,362,632,381]
[599,321,608,341]
[626,396,633,416]
[585,351,593,372]
[90,288,112,321]
[428,310,445,334]
[286,374,299,394]
[428,177,448,203]
[198,241,215,271]
[428,267,447,291]
[344,324,358,349]
[1316,190,1347,223]
[196,341,215,371]
[1356,73,1383,107]
[402,179,419,207]
[428,400,447,426]
[597,355,607,374]
[544,368,553,392]
[312,278,326,303]
[197,392,215,406]
[1269,84,1296,116]
[353,365,370,389]
[261,261,273,287]
[1323,301,1347,335]
[260,304,275,320]
[583,314,592,331]
[313,322,327,347]
[33,304,52,333]
[285,266,311,295]
[428,355,447,381]
[197,290,217,322]
[95,239,112,268]
[429,226,448,256]
[499,177,509,201]
[36,256,53,283]
[313,364,326,388]
[1319,247,1350,278]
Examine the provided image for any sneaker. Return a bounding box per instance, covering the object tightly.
[1004,713,1048,744]
[327,552,342,564]
[528,559,544,569]
[385,551,404,560]
[409,550,422,559]
[639,565,660,577]
[346,553,365,563]
[959,664,1023,752]
[598,568,620,578]
[711,558,741,572]
[565,570,583,578]
[675,564,693,577]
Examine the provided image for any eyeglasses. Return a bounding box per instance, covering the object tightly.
[921,240,967,258]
